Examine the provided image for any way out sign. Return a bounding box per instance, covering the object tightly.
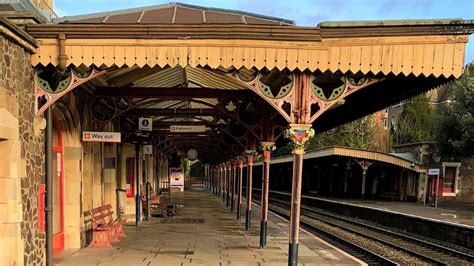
[82,131,121,143]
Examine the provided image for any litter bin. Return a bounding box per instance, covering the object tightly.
[116,188,126,219]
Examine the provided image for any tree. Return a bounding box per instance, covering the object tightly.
[306,115,378,150]
[391,93,434,145]
[436,63,474,156]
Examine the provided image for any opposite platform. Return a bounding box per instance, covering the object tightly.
[54,187,362,265]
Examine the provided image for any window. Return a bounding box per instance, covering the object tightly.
[441,162,461,196]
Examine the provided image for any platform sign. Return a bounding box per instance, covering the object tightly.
[82,131,121,143]
[428,168,440,176]
[170,168,184,191]
[170,125,206,133]
[143,145,153,155]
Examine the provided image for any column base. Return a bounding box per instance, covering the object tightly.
[237,203,241,220]
[231,199,235,212]
[245,209,251,230]
[259,221,267,248]
[288,243,298,266]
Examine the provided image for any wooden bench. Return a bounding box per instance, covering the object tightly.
[379,192,399,201]
[89,204,127,248]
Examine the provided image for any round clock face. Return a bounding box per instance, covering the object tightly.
[187,149,198,160]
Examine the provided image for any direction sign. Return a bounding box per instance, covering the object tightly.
[143,145,153,155]
[82,131,121,143]
[170,125,206,133]
[139,117,153,131]
[428,168,440,175]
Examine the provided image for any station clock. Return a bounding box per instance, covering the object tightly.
[187,149,198,161]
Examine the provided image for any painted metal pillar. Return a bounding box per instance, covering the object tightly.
[259,142,275,248]
[226,163,230,206]
[356,159,373,200]
[245,151,255,231]
[237,159,243,220]
[361,169,367,199]
[221,164,227,202]
[227,162,231,208]
[135,144,141,226]
[45,108,53,266]
[146,181,151,221]
[229,161,235,212]
[286,124,314,266]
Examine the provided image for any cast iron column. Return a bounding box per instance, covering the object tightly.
[226,163,230,206]
[231,161,236,212]
[259,142,275,248]
[223,164,226,204]
[356,160,372,200]
[45,108,53,266]
[237,159,243,220]
[286,124,314,266]
[245,151,255,231]
[228,163,231,207]
[135,144,141,226]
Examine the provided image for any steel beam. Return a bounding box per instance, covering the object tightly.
[95,87,255,99]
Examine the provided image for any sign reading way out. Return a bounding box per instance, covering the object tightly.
[82,131,121,143]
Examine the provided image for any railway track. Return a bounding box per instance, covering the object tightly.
[251,188,474,265]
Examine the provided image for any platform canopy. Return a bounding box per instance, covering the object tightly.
[27,2,474,163]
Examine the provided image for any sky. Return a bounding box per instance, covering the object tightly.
[54,0,473,62]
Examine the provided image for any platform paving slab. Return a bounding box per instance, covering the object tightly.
[54,187,363,265]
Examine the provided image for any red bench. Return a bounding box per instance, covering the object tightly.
[89,204,126,248]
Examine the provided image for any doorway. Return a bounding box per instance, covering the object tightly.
[52,115,64,253]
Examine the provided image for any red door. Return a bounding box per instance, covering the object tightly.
[126,158,135,198]
[52,116,64,253]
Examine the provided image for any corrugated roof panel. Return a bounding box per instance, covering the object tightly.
[106,12,142,23]
[140,7,174,24]
[174,6,204,24]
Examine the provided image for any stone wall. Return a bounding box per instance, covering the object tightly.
[0,19,45,265]
[440,157,474,203]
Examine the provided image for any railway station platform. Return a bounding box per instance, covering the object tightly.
[53,187,362,265]
[312,196,474,228]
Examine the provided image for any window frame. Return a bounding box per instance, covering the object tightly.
[441,162,461,196]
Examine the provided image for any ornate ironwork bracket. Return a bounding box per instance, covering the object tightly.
[34,68,107,116]
[226,68,384,125]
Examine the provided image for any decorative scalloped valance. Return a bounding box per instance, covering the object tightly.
[32,34,469,78]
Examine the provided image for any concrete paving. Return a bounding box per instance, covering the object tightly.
[54,186,362,265]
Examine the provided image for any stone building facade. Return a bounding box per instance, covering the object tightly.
[0,17,45,265]
[393,142,473,203]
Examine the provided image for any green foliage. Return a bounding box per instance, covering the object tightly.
[436,63,474,156]
[273,115,383,156]
[307,116,376,150]
[391,93,434,145]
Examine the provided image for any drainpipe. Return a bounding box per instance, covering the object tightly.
[45,108,53,266]
[51,34,68,89]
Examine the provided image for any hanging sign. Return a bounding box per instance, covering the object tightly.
[428,168,440,176]
[143,145,153,155]
[170,125,206,133]
[139,117,153,131]
[82,131,121,143]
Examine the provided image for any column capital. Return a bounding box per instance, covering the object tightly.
[284,124,314,154]
[259,142,276,152]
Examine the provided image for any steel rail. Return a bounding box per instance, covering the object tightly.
[253,188,474,265]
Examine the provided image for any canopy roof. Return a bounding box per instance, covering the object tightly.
[54,2,294,25]
[29,3,474,163]
[253,146,426,173]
